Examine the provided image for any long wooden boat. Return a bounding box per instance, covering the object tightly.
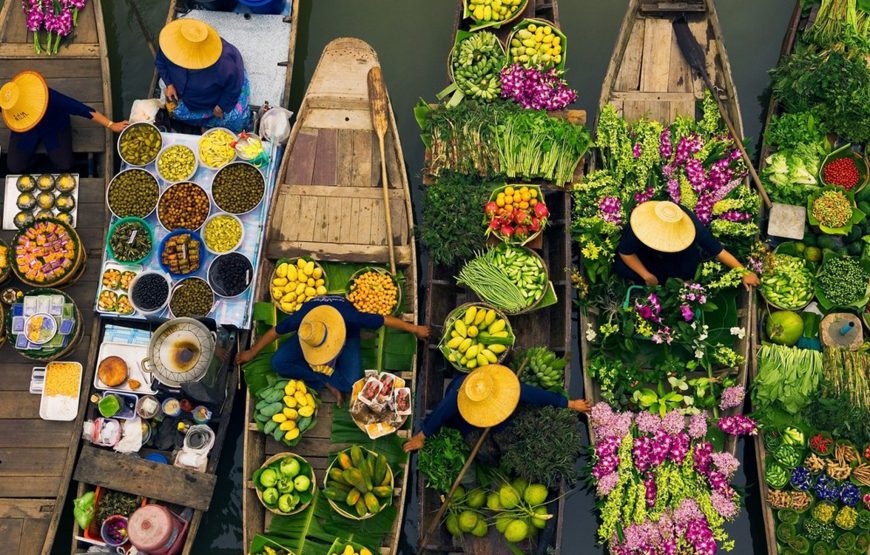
[580,0,754,456]
[0,1,112,553]
[66,3,300,554]
[417,2,585,554]
[751,4,815,555]
[242,37,418,555]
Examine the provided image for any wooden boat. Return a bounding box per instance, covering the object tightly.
[66,3,300,554]
[417,2,585,553]
[242,37,418,555]
[580,0,754,457]
[751,4,813,555]
[0,1,113,553]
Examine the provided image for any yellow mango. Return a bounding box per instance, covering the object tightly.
[305,287,316,297]
[304,261,315,276]
[271,413,287,423]
[275,263,288,278]
[284,381,296,395]
[286,265,297,281]
[297,258,306,269]
[295,283,306,295]
[296,381,307,394]
[316,286,327,295]
[294,391,308,406]
[488,343,507,354]
[307,278,315,287]
[489,319,506,333]
[305,393,315,407]
[284,396,298,408]
[283,407,298,419]
[312,267,323,279]
[272,277,288,287]
[279,420,297,431]
[464,306,477,325]
[298,405,315,417]
[284,428,300,441]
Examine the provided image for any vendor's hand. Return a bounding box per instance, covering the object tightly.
[415,325,430,340]
[568,399,591,413]
[235,350,254,366]
[213,105,224,119]
[326,383,344,408]
[165,84,178,102]
[109,120,129,134]
[643,274,659,287]
[403,432,426,453]
[742,271,760,290]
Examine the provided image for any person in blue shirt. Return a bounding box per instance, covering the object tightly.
[1,70,127,173]
[402,364,590,453]
[236,295,429,406]
[615,200,759,289]
[155,19,250,133]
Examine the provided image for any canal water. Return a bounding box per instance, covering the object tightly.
[61,0,793,553]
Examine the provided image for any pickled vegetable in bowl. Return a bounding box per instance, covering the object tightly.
[199,128,236,169]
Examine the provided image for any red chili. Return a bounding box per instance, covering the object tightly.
[823,157,860,190]
[810,433,832,454]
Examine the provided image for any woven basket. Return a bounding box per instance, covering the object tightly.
[439,302,514,372]
[324,446,394,521]
[505,18,568,71]
[462,0,528,30]
[12,219,84,288]
[254,452,316,516]
[446,30,507,87]
[270,258,328,315]
[485,184,547,247]
[8,289,83,362]
[345,266,403,316]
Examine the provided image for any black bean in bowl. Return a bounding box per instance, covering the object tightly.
[130,272,170,313]
[208,252,253,298]
[170,277,214,318]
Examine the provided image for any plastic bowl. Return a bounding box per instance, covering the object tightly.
[117,122,162,167]
[155,143,199,184]
[128,271,171,315]
[202,212,245,255]
[106,217,154,265]
[100,515,128,547]
[106,168,159,220]
[158,228,204,278]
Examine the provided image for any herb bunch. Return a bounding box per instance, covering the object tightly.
[418,427,470,492]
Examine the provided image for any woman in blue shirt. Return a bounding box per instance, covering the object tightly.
[155,19,250,132]
[1,70,127,173]
[236,295,429,406]
[402,364,590,453]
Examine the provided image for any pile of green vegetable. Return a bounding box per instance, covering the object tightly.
[253,455,315,515]
[753,343,823,415]
[816,255,869,307]
[516,346,566,391]
[457,245,547,313]
[760,254,815,309]
[417,428,470,492]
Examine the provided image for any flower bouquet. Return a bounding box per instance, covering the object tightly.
[21,0,87,56]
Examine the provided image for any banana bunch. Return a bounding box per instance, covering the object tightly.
[520,347,566,390]
[452,31,504,101]
[330,544,373,555]
[323,445,393,518]
[442,305,514,371]
[253,379,319,446]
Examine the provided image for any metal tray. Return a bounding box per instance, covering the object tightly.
[3,173,80,230]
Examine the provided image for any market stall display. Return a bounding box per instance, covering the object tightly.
[252,453,316,516]
[107,169,159,219]
[39,361,83,421]
[208,252,254,298]
[107,218,153,265]
[3,172,80,230]
[169,277,215,319]
[118,122,162,167]
[159,230,203,277]
[158,182,210,231]
[6,288,82,361]
[212,162,266,215]
[439,303,514,371]
[346,268,399,316]
[349,372,411,439]
[203,213,244,254]
[12,218,83,286]
[251,378,319,447]
[198,128,237,170]
[270,258,327,314]
[457,244,548,314]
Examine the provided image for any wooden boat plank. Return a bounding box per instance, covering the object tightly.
[668,29,693,93]
[336,128,355,187]
[17,519,51,555]
[0,447,68,476]
[0,420,73,448]
[0,500,55,520]
[615,19,645,92]
[73,445,217,511]
[0,476,62,498]
[284,129,318,184]
[0,58,100,79]
[73,1,98,44]
[0,391,42,419]
[353,130,373,187]
[312,128,339,185]
[640,18,673,92]
[0,42,99,57]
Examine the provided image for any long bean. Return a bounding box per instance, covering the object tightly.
[457,250,526,312]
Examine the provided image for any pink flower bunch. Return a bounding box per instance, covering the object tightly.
[718,385,746,410]
[499,64,577,111]
[661,410,685,435]
[635,411,662,434]
[687,412,708,439]
[693,440,713,474]
[659,128,672,159]
[719,210,753,222]
[684,517,717,555]
[717,414,757,436]
[633,186,655,203]
[590,403,633,439]
[644,474,657,507]
[596,471,619,497]
[633,143,642,159]
[599,195,622,225]
[22,0,44,32]
[711,451,740,479]
[610,499,718,555]
[591,435,621,479]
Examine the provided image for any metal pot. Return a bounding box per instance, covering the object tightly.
[141,318,215,387]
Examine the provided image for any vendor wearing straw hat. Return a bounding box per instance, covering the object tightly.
[1,70,128,173]
[615,200,759,290]
[155,19,250,133]
[236,295,429,406]
[403,364,590,453]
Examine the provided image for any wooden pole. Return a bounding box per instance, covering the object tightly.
[367,67,397,275]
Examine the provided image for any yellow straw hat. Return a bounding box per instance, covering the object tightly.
[158,19,223,70]
[457,364,521,428]
[0,71,49,133]
[299,305,346,366]
[629,201,696,253]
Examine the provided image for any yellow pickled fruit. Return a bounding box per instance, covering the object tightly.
[476,353,488,367]
[316,286,327,295]
[459,356,468,366]
[298,405,315,417]
[454,320,467,337]
[294,391,308,406]
[286,265,297,281]
[271,288,283,300]
[284,428,300,441]
[284,291,297,303]
[304,261,315,276]
[448,353,458,363]
[291,283,303,295]
[284,396,298,408]
[473,6,484,19]
[283,407,298,419]
[284,381,296,395]
[305,287,316,297]
[489,343,507,354]
[458,338,473,353]
[466,358,478,369]
[280,302,294,313]
[474,309,486,326]
[279,420,297,431]
[315,278,325,286]
[489,319,506,333]
[283,398,296,409]
[464,306,477,325]
[273,277,288,287]
[484,309,497,327]
[276,263,288,278]
[481,349,498,363]
[483,5,491,19]
[296,258,306,269]
[360,549,373,555]
[272,413,287,423]
[305,393,315,407]
[312,267,323,279]
[343,546,354,555]
[447,336,463,349]
[306,278,315,287]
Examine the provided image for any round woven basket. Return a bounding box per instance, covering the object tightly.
[254,452,317,516]
[446,31,506,86]
[324,446,394,521]
[504,18,568,71]
[7,289,83,362]
[270,258,328,315]
[463,0,528,30]
[345,266,402,316]
[439,302,514,372]
[12,219,84,288]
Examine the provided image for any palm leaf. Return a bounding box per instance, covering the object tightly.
[265,492,334,555]
[244,352,281,397]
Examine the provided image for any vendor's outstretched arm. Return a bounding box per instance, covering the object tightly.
[235,327,279,365]
[716,249,760,290]
[383,315,429,339]
[619,252,658,286]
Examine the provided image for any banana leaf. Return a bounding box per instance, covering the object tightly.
[329,406,409,468]
[244,352,281,397]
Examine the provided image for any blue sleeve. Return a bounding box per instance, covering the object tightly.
[617,224,640,255]
[342,300,385,330]
[519,383,568,408]
[155,48,173,86]
[275,304,309,335]
[217,44,245,112]
[51,89,93,120]
[421,377,464,437]
[690,212,723,257]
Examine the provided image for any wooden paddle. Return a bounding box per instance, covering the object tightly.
[367,66,398,275]
[673,17,772,209]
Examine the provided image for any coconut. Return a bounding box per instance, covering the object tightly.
[446,513,461,537]
[458,510,479,533]
[523,483,548,506]
[466,488,486,509]
[486,492,502,511]
[499,484,520,510]
[471,519,488,538]
[531,506,549,529]
[504,519,529,543]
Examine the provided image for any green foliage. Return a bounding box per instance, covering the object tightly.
[806,393,870,446]
[419,172,496,266]
[765,110,828,151]
[494,406,582,488]
[752,344,823,414]
[418,428,470,492]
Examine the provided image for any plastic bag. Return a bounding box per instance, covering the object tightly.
[73,490,96,530]
[258,106,294,145]
[129,99,163,124]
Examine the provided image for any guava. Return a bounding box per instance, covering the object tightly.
[294,474,311,492]
[280,457,301,478]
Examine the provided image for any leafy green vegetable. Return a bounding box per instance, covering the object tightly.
[752,344,823,414]
[806,393,870,447]
[418,428,470,493]
[762,144,824,205]
[494,406,582,488]
[419,172,496,266]
[765,110,829,151]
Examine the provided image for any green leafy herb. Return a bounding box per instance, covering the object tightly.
[418,428,470,493]
[752,344,823,414]
[765,110,828,151]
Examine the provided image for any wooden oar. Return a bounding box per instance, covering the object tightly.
[367,66,398,275]
[673,17,772,209]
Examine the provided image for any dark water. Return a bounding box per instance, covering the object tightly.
[58,0,793,553]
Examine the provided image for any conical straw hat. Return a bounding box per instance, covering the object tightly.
[159,19,223,70]
[298,305,346,366]
[0,71,49,133]
[457,364,521,428]
[629,201,696,253]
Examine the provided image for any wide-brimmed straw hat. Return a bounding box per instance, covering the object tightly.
[457,364,521,428]
[159,19,223,70]
[630,201,696,253]
[299,305,347,366]
[0,71,49,133]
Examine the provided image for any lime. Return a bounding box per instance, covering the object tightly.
[504,519,529,543]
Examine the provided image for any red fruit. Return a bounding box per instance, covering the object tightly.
[484,201,499,217]
[514,210,529,225]
[488,218,501,230]
[529,217,541,232]
[534,202,549,219]
[500,224,514,237]
[514,225,529,238]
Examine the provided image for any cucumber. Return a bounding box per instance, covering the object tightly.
[264,420,278,435]
[272,426,284,442]
[260,402,284,417]
[255,412,269,424]
[297,416,313,432]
